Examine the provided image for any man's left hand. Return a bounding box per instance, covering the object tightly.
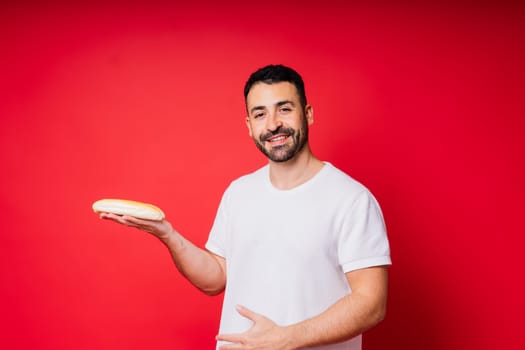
[216,305,293,350]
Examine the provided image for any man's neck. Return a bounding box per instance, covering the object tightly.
[268,145,325,190]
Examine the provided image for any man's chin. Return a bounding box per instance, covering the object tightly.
[269,157,291,163]
[255,141,295,162]
[266,150,295,163]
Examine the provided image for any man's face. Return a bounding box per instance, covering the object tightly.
[245,82,313,163]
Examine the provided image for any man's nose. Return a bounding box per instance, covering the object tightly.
[266,113,283,131]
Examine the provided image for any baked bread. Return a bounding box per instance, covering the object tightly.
[92,199,165,221]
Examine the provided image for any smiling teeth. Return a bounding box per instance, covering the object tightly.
[270,136,286,141]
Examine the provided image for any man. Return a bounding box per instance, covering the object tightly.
[101,64,391,349]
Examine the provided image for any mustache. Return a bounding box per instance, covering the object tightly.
[259,126,296,142]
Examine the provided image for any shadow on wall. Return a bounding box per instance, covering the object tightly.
[329,155,445,350]
[364,219,445,350]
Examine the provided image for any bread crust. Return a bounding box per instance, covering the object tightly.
[92,199,165,221]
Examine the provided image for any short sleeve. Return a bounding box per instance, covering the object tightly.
[338,190,391,272]
[205,188,230,258]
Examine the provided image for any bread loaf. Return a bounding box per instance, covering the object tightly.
[92,199,165,221]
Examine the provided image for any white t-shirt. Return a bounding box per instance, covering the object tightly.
[206,162,391,349]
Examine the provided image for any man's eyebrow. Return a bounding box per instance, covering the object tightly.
[249,105,266,114]
[276,100,295,107]
[249,100,296,115]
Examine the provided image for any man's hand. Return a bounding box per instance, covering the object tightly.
[217,305,294,350]
[217,267,388,349]
[99,212,175,243]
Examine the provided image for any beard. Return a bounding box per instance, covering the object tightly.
[253,115,309,163]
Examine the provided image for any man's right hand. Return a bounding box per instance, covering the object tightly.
[99,212,177,244]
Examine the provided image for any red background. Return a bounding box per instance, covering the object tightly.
[1,2,524,349]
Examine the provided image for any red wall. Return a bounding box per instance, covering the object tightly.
[1,2,523,349]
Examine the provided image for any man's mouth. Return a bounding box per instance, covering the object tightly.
[266,134,289,146]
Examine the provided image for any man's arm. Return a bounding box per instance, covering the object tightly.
[287,266,388,347]
[100,213,226,295]
[217,266,388,350]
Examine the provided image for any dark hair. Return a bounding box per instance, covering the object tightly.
[244,64,307,107]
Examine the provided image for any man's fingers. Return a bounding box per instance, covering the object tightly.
[99,212,119,220]
[100,213,128,225]
[99,213,173,238]
[216,333,244,344]
[218,344,244,350]
[100,213,149,227]
[236,305,260,322]
[215,306,258,347]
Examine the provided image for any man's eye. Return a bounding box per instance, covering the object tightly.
[280,107,291,112]
[254,113,264,119]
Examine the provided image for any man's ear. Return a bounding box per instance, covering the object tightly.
[245,116,253,137]
[305,105,314,126]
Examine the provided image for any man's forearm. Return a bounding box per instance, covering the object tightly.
[286,292,385,348]
[285,267,388,349]
[161,232,226,295]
